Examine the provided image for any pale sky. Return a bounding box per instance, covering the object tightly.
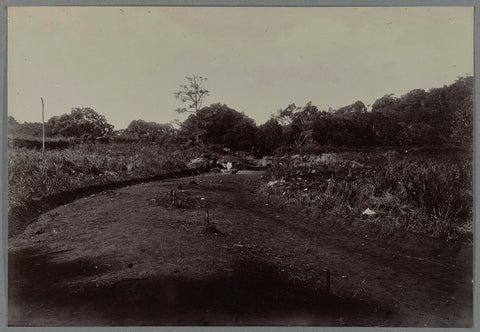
[7,6,473,129]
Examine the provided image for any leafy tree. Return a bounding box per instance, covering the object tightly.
[8,119,44,137]
[47,107,114,138]
[174,75,209,144]
[179,103,256,151]
[371,94,401,116]
[7,116,19,135]
[370,112,404,146]
[311,112,335,145]
[370,76,473,147]
[256,118,283,155]
[334,100,367,115]
[341,112,377,146]
[226,116,257,151]
[126,119,177,144]
[397,122,439,146]
[277,102,318,153]
[447,76,474,147]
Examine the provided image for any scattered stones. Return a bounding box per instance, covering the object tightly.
[362,208,376,216]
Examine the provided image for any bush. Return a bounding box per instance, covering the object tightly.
[258,150,472,238]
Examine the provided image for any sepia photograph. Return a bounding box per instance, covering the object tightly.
[6,5,475,327]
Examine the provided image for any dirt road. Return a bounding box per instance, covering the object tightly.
[8,171,473,326]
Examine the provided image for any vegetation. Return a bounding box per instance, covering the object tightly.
[174,75,210,144]
[7,75,474,238]
[9,76,473,153]
[257,149,472,238]
[47,107,114,138]
[7,143,207,210]
[125,119,177,144]
[180,103,257,151]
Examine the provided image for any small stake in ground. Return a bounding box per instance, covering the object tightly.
[190,173,196,184]
[203,210,225,236]
[170,188,178,207]
[326,269,331,294]
[204,210,210,228]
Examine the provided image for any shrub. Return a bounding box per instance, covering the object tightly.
[258,150,472,238]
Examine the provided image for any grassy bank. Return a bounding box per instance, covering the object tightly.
[257,149,473,238]
[7,143,205,211]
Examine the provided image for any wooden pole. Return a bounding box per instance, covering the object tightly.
[41,97,45,154]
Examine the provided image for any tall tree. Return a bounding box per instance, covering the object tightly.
[47,107,114,138]
[174,75,209,144]
[180,103,256,151]
[126,119,176,144]
[334,100,367,115]
[277,102,318,153]
[256,118,283,155]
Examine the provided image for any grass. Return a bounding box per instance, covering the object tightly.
[258,149,473,238]
[7,142,207,211]
[9,141,473,239]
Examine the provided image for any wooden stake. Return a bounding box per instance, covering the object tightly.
[204,210,210,228]
[41,97,45,154]
[170,189,177,207]
[326,269,331,294]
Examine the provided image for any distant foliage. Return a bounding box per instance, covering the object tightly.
[180,103,257,151]
[125,119,177,144]
[334,100,367,115]
[7,75,473,154]
[9,137,72,150]
[47,107,114,138]
[174,75,210,144]
[256,118,283,155]
[8,120,45,137]
[370,76,473,147]
[261,76,473,151]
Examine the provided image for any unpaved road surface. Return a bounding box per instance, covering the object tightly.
[8,171,473,326]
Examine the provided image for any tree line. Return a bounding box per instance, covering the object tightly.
[8,75,473,154]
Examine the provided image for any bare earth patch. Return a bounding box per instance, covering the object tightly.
[8,171,472,326]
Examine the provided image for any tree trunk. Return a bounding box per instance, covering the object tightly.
[195,107,200,144]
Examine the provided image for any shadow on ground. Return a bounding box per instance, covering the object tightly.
[9,248,372,326]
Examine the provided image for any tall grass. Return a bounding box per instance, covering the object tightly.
[7,142,205,210]
[258,150,472,238]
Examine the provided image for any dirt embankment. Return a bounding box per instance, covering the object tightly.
[8,169,201,238]
[8,171,473,326]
